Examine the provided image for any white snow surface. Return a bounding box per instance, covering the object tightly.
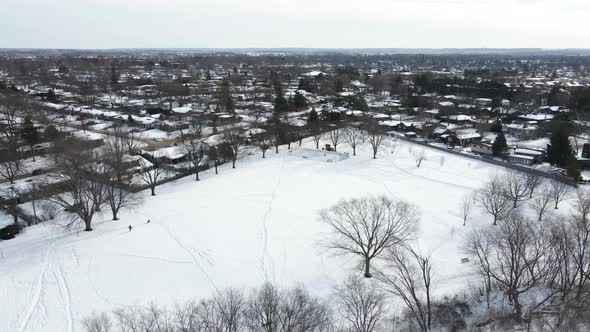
[1,138,519,331]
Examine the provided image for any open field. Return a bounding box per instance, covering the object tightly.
[0,138,526,331]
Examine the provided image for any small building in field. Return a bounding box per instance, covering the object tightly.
[508,154,535,166]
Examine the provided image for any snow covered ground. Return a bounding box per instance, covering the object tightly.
[1,138,519,331]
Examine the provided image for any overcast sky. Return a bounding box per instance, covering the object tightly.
[1,0,588,49]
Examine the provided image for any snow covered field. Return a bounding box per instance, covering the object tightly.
[1,138,508,331]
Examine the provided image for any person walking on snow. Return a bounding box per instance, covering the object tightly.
[147,218,150,224]
[128,225,132,232]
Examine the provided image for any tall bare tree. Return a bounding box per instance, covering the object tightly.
[0,151,23,184]
[501,170,531,208]
[335,275,387,332]
[550,180,573,209]
[525,173,543,198]
[46,149,106,231]
[320,195,419,278]
[328,128,342,152]
[344,127,365,156]
[310,123,323,150]
[139,156,166,196]
[184,140,207,181]
[413,149,428,168]
[103,134,136,220]
[476,175,513,225]
[376,247,433,332]
[529,190,554,222]
[223,126,243,168]
[366,121,385,159]
[465,213,555,322]
[461,193,475,226]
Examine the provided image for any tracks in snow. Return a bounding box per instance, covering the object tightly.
[17,241,54,332]
[259,158,283,283]
[158,223,219,292]
[55,263,74,332]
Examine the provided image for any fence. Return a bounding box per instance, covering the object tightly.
[396,136,578,187]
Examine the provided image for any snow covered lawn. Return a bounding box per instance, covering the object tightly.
[1,138,509,331]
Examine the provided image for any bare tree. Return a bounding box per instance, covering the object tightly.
[46,150,106,231]
[184,140,207,181]
[277,285,333,332]
[208,146,220,175]
[121,128,141,155]
[376,247,433,332]
[465,213,555,322]
[0,101,21,151]
[501,170,531,208]
[328,128,342,152]
[215,288,245,332]
[344,127,365,156]
[572,189,590,223]
[320,195,419,278]
[223,126,243,168]
[550,180,573,209]
[310,123,323,150]
[335,275,387,332]
[413,150,428,168]
[366,122,385,159]
[258,132,271,158]
[82,312,112,332]
[529,190,554,222]
[525,173,543,198]
[244,282,281,332]
[461,193,475,226]
[0,151,23,184]
[475,175,513,225]
[103,136,136,221]
[139,156,166,196]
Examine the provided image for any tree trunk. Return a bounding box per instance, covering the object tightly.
[373,150,377,159]
[353,146,356,156]
[263,151,266,158]
[364,258,372,278]
[493,215,497,226]
[84,219,93,231]
[151,187,156,196]
[196,171,199,181]
[232,159,236,169]
[275,145,279,153]
[112,209,118,221]
[215,162,218,174]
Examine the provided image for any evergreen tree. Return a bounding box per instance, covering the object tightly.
[219,79,234,113]
[110,64,119,85]
[47,89,58,103]
[566,156,581,180]
[492,131,508,157]
[490,120,503,134]
[547,120,575,167]
[335,79,344,93]
[308,108,319,124]
[21,114,40,161]
[273,81,288,113]
[293,92,307,109]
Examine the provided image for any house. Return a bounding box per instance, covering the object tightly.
[508,154,535,166]
[472,141,494,155]
[146,146,188,164]
[504,123,539,140]
[512,148,545,163]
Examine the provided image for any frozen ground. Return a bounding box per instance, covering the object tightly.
[0,138,525,331]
